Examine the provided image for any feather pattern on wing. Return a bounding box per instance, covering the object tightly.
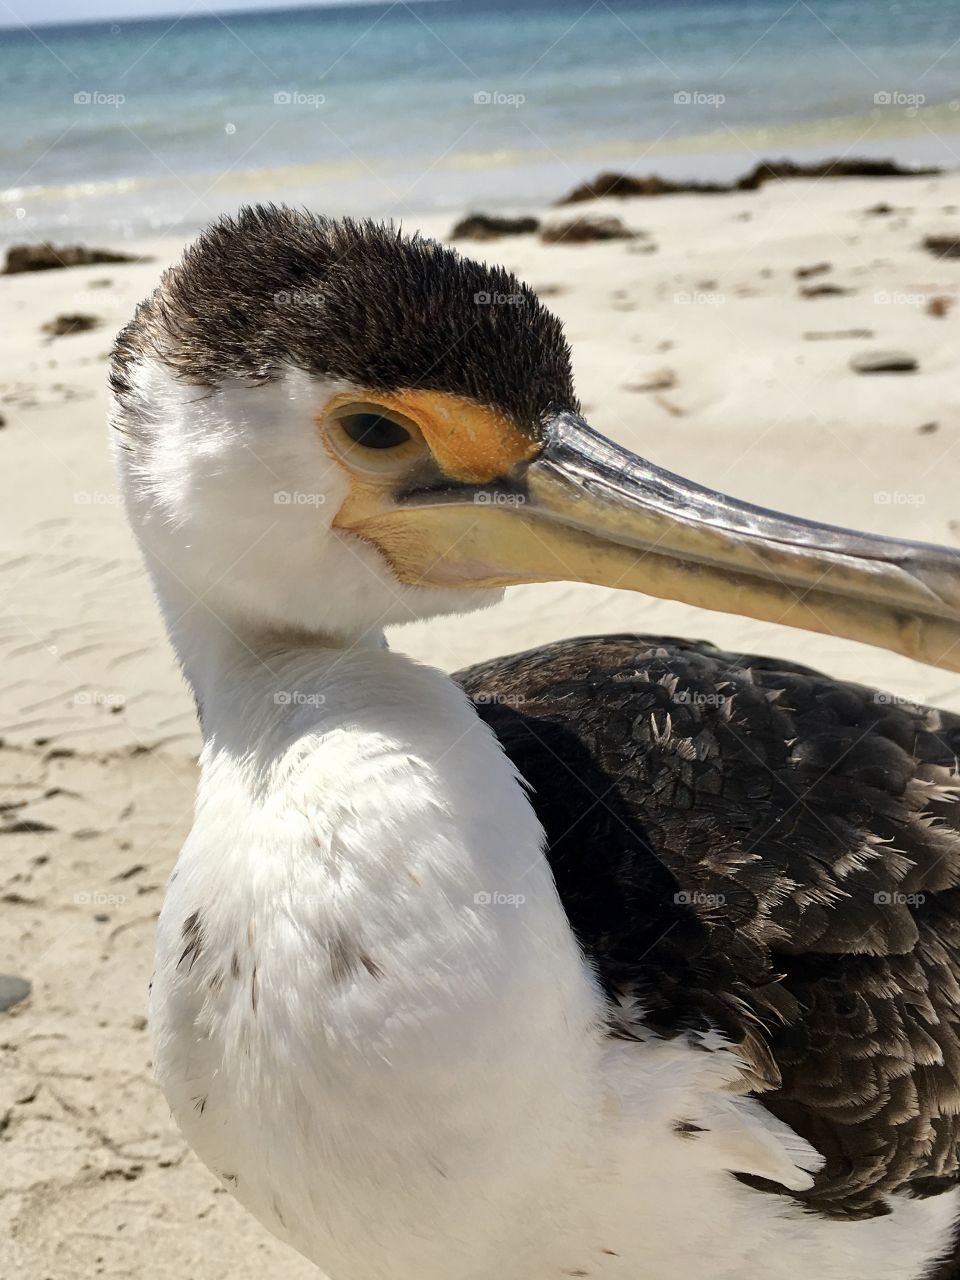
[455,635,960,1220]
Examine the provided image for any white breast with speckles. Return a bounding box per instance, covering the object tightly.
[149,647,959,1280]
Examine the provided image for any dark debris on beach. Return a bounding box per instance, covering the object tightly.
[923,234,960,260]
[3,243,148,274]
[41,313,101,338]
[556,158,942,206]
[850,350,919,375]
[0,975,31,1012]
[540,215,643,245]
[449,213,540,241]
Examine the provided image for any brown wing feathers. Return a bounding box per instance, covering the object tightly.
[456,635,960,1219]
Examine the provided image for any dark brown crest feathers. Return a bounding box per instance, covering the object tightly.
[110,204,578,439]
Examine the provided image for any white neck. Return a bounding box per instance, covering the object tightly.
[151,564,555,916]
[143,555,384,740]
[157,561,591,1017]
[150,580,604,1280]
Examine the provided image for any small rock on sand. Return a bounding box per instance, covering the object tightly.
[804,329,874,341]
[0,975,31,1012]
[799,283,853,298]
[922,234,960,260]
[795,262,831,279]
[449,213,539,240]
[42,314,100,338]
[926,296,955,317]
[850,350,919,374]
[4,243,146,274]
[1,817,56,834]
[626,369,676,393]
[540,216,640,244]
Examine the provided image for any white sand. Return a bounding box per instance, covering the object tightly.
[3,173,960,1277]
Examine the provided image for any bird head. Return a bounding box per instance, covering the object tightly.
[112,204,960,673]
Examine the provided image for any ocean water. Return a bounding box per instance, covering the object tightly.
[1,0,960,244]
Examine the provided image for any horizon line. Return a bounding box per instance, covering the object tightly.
[0,0,454,36]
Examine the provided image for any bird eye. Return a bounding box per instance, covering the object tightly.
[339,413,412,450]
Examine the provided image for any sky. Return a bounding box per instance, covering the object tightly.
[0,0,378,29]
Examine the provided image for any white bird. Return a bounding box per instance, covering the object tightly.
[112,206,960,1280]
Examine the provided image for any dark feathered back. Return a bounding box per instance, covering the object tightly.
[457,635,960,1221]
[110,204,578,432]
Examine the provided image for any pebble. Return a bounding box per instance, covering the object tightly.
[926,296,954,318]
[804,329,874,341]
[850,350,918,375]
[795,261,832,279]
[923,234,960,260]
[540,216,641,245]
[0,974,31,1012]
[799,283,853,298]
[449,212,539,241]
[41,313,100,338]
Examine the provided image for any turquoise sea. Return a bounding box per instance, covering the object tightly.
[2,0,960,244]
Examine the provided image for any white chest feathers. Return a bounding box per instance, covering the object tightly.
[149,647,960,1280]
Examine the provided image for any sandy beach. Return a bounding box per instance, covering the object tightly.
[4,170,960,1277]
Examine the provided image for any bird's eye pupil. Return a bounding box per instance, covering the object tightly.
[340,413,411,450]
